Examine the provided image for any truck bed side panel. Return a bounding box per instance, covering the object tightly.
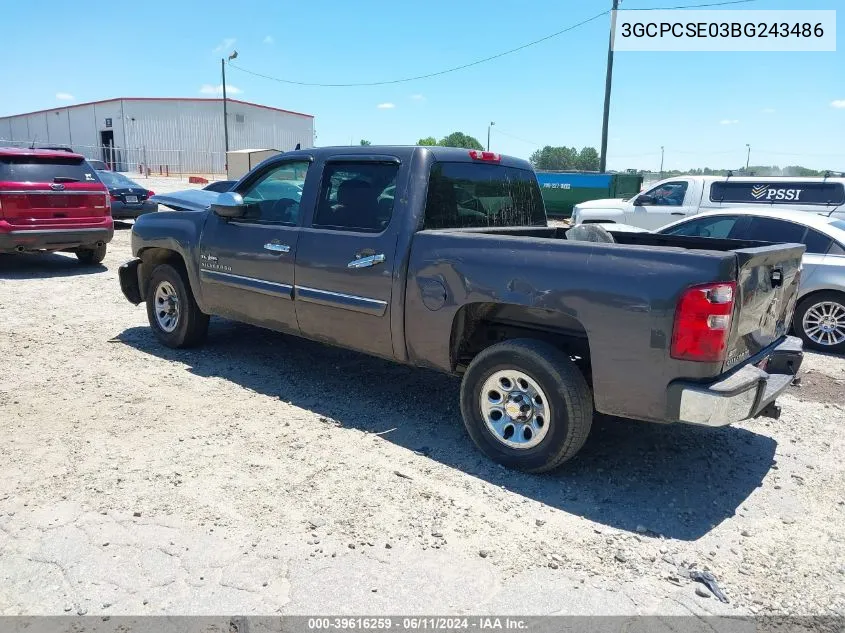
[405,231,737,422]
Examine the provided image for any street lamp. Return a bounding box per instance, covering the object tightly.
[222,50,238,160]
[745,143,751,171]
[659,146,665,179]
[487,122,495,151]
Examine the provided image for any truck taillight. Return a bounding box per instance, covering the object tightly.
[105,193,112,214]
[670,281,736,363]
[468,150,501,163]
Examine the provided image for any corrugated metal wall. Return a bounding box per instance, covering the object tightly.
[0,98,314,174]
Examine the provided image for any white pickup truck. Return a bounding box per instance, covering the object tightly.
[571,175,845,230]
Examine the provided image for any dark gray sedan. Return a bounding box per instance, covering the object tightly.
[97,170,157,219]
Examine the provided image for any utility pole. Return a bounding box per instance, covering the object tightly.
[599,0,619,173]
[487,122,495,151]
[659,146,664,179]
[745,144,751,171]
[222,50,238,166]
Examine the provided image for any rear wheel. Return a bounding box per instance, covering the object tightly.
[76,243,107,265]
[145,263,209,348]
[794,292,845,354]
[460,339,593,472]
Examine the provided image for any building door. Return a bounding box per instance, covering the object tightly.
[99,130,114,169]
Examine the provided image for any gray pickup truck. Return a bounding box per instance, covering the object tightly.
[119,146,805,472]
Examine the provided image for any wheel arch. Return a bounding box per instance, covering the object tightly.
[137,247,194,303]
[449,302,592,378]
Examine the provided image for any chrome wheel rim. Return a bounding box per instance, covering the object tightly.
[154,281,180,333]
[480,370,551,450]
[802,301,845,347]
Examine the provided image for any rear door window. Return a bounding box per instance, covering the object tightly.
[801,228,834,254]
[314,161,399,232]
[0,157,100,184]
[424,162,545,229]
[660,215,743,238]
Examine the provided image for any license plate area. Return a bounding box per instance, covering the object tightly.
[125,195,138,203]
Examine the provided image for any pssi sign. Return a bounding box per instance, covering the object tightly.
[710,181,845,205]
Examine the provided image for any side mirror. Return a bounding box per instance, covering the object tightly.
[634,194,654,206]
[210,192,246,218]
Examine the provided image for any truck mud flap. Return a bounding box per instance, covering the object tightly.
[119,258,143,305]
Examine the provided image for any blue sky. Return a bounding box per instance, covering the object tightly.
[2,0,843,171]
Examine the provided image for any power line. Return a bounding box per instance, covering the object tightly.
[637,0,756,9]
[228,0,758,90]
[494,129,544,147]
[229,11,610,87]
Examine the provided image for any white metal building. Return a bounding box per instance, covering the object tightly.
[0,97,314,175]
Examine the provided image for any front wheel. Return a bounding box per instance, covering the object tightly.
[460,339,593,472]
[145,263,209,348]
[794,292,845,354]
[76,243,107,265]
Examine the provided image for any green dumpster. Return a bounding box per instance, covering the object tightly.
[536,171,643,218]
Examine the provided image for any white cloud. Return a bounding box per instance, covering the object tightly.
[199,83,242,95]
[212,38,237,53]
[762,107,776,113]
[719,119,740,125]
[410,94,425,101]
[55,92,74,101]
[263,35,274,45]
[377,102,396,109]
[831,100,845,109]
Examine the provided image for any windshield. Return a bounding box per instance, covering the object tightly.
[423,162,546,229]
[97,171,138,188]
[0,156,100,183]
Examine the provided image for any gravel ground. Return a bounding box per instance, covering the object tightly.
[0,178,843,616]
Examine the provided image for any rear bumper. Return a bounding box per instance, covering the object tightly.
[119,258,143,304]
[668,336,803,427]
[0,226,114,252]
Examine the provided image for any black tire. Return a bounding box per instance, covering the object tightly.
[794,291,845,354]
[145,263,209,348]
[459,338,593,473]
[76,243,107,265]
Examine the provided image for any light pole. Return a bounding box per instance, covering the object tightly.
[659,146,664,179]
[599,0,620,173]
[487,122,495,151]
[745,144,751,171]
[222,50,238,163]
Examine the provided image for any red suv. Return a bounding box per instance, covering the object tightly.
[0,148,113,264]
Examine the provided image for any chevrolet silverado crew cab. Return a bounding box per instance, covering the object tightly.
[0,147,113,263]
[119,146,804,472]
[572,175,845,231]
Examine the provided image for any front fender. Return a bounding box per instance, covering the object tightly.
[131,211,208,310]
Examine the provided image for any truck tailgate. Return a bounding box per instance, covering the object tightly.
[724,243,804,370]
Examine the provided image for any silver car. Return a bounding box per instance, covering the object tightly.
[652,208,845,353]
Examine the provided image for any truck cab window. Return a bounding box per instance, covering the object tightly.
[239,161,309,224]
[314,162,399,232]
[641,181,688,206]
[424,162,545,229]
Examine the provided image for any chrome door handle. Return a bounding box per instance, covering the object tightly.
[347,253,385,269]
[264,243,290,253]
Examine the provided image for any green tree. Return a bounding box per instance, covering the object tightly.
[438,132,484,151]
[417,136,438,146]
[529,146,578,171]
[576,147,600,171]
[359,139,371,146]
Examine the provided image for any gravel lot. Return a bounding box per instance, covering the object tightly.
[1,177,843,617]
